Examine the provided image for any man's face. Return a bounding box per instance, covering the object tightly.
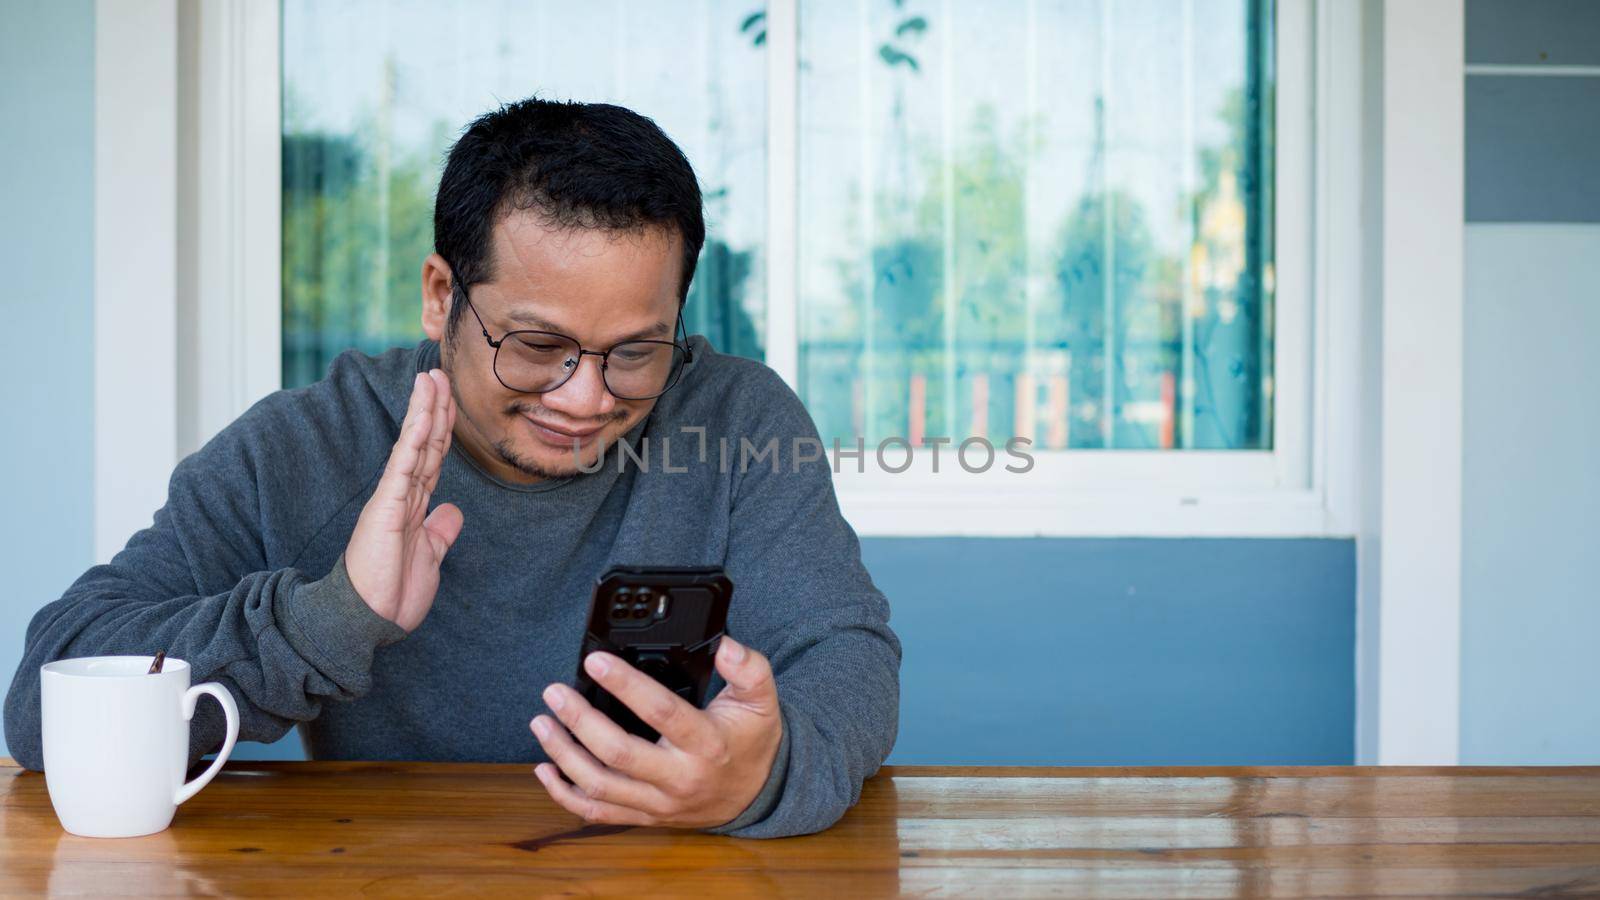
[422,211,683,483]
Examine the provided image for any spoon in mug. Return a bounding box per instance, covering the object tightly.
[148,651,166,674]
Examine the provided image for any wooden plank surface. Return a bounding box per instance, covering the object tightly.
[3,760,1599,897]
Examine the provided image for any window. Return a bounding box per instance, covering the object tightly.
[275,0,1321,535]
[797,0,1274,451]
[281,1,768,387]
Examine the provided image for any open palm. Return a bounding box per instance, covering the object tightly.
[345,368,464,632]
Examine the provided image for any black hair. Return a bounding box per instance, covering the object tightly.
[432,97,705,334]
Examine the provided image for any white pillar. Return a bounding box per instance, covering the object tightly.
[1375,0,1465,764]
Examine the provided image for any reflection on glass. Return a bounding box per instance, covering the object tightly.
[281,1,768,389]
[797,0,1275,450]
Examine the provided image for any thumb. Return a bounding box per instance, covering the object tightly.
[422,502,464,560]
[714,636,778,714]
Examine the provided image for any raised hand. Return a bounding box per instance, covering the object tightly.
[344,368,464,632]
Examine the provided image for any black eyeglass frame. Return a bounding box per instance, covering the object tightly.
[457,285,694,401]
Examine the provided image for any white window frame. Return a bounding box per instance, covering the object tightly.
[772,0,1349,538]
[177,0,1361,539]
[179,0,283,455]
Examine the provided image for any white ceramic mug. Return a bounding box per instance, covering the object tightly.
[41,656,240,838]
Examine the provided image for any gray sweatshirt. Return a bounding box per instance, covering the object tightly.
[3,337,900,838]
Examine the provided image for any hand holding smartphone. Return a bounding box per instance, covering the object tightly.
[574,566,733,742]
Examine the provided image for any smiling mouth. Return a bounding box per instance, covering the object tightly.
[522,414,605,444]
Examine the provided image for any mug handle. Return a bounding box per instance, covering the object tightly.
[174,681,240,806]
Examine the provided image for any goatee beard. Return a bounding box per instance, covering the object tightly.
[492,438,584,480]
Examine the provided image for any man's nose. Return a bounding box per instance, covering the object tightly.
[542,353,616,418]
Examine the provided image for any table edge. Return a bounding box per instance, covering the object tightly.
[5,757,1599,778]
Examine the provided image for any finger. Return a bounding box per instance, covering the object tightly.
[579,654,721,758]
[530,714,672,816]
[442,370,458,442]
[711,637,779,716]
[422,502,463,560]
[420,369,452,493]
[534,763,655,827]
[543,683,678,782]
[417,371,446,475]
[377,373,434,502]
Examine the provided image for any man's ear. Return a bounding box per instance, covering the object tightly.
[421,253,454,342]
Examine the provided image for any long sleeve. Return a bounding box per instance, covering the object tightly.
[708,376,902,839]
[3,402,406,772]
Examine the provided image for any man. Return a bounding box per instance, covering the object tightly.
[3,99,900,838]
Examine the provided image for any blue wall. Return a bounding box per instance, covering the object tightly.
[870,538,1355,764]
[1461,0,1600,763]
[0,0,97,761]
[229,537,1357,765]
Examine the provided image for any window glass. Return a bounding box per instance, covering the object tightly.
[282,0,1275,454]
[797,0,1274,449]
[281,1,768,388]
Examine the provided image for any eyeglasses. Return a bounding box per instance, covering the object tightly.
[459,287,692,401]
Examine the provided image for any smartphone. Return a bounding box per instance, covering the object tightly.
[573,565,734,743]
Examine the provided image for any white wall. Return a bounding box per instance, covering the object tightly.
[1461,224,1600,762]
[1458,0,1600,763]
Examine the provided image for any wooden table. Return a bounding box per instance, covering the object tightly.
[3,759,1599,897]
